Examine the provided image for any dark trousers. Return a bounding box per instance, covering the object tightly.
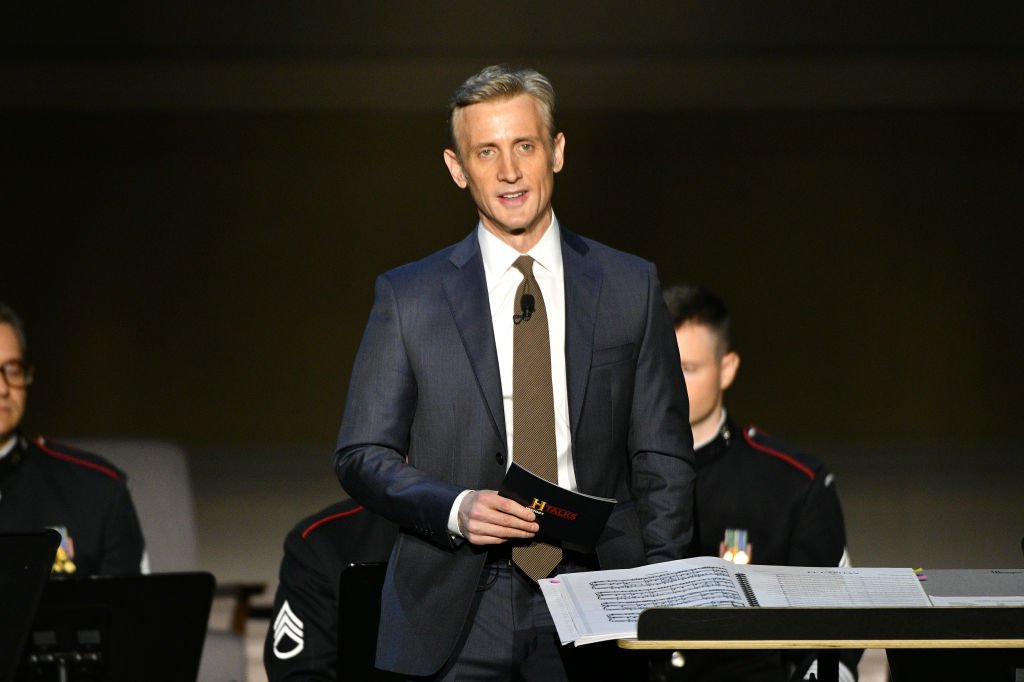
[426,555,646,681]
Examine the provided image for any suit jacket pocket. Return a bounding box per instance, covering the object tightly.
[591,342,635,368]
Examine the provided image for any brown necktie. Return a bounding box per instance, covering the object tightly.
[510,255,563,580]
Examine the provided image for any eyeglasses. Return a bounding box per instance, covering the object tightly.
[0,360,34,388]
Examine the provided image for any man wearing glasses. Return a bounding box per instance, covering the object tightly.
[0,302,145,576]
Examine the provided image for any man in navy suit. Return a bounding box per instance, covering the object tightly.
[335,64,694,680]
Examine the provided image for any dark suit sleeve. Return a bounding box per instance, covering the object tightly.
[264,530,338,682]
[334,274,464,547]
[627,263,695,563]
[98,483,145,576]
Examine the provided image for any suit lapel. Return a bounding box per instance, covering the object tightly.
[442,232,506,446]
[561,228,601,441]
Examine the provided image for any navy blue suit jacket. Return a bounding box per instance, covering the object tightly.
[335,226,694,676]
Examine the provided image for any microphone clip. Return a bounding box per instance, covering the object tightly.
[514,293,535,325]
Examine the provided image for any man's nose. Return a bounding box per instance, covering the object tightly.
[497,154,521,183]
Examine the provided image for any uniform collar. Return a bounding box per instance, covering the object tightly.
[0,431,28,479]
[694,414,735,467]
[0,434,17,460]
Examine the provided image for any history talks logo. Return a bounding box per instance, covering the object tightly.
[528,497,577,520]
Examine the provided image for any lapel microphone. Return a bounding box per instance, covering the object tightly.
[514,294,535,324]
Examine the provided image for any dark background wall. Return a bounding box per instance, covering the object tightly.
[2,3,1022,584]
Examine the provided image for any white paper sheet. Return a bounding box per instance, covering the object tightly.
[540,557,930,646]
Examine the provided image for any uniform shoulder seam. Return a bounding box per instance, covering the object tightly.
[742,425,815,480]
[301,505,366,539]
[34,437,123,482]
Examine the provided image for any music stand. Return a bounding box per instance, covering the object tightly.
[337,562,400,680]
[0,530,61,682]
[16,571,215,682]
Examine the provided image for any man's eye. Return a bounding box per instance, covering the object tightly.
[478,148,494,158]
[518,143,534,153]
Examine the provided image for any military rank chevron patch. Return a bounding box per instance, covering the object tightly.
[272,600,305,660]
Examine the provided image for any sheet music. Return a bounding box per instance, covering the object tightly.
[540,559,750,645]
[539,556,931,646]
[739,564,932,607]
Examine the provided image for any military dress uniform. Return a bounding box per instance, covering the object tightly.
[0,433,145,576]
[652,417,860,682]
[264,498,398,682]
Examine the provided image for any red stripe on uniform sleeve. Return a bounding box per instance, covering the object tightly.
[301,505,365,539]
[742,427,816,480]
[35,437,122,481]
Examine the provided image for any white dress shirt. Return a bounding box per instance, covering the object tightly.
[447,214,577,536]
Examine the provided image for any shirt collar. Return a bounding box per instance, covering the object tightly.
[478,213,563,293]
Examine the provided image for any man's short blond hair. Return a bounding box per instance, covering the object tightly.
[447,65,557,156]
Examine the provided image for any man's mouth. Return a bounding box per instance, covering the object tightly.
[500,191,526,200]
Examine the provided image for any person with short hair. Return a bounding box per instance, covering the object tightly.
[0,302,145,576]
[334,65,694,680]
[657,285,859,682]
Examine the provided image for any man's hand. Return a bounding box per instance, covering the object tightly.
[457,490,539,545]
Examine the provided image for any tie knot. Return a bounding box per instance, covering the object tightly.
[513,255,534,279]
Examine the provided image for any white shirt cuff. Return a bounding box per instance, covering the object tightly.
[447,490,472,537]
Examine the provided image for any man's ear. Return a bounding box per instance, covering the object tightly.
[720,351,740,391]
[443,149,468,189]
[552,132,566,173]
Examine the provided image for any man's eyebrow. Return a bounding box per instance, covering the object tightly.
[470,134,542,148]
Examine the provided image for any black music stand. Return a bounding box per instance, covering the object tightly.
[337,562,400,681]
[0,530,61,681]
[16,571,215,682]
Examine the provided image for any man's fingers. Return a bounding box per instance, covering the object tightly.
[488,492,542,523]
[459,490,539,544]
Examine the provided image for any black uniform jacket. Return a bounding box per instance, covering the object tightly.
[0,433,145,576]
[691,420,847,566]
[658,419,859,682]
[264,498,398,682]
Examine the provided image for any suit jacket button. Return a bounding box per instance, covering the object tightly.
[495,452,506,466]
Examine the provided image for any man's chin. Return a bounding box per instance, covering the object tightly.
[488,219,545,237]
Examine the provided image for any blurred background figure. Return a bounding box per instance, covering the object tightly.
[264,497,397,681]
[0,302,145,576]
[653,285,859,682]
